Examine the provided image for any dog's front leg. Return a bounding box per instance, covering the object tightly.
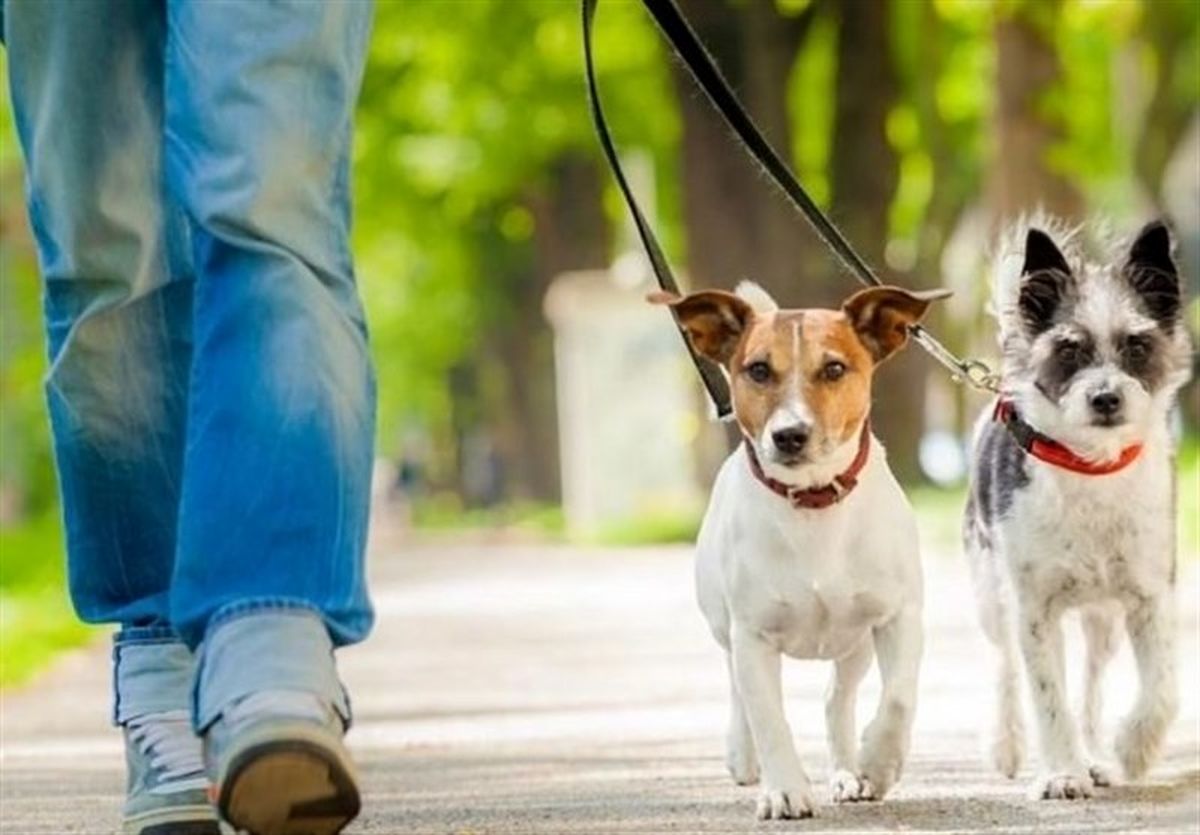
[724,652,759,785]
[858,604,922,799]
[730,624,814,819]
[1115,593,1177,780]
[1018,604,1092,799]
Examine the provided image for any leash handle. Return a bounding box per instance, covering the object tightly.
[582,0,733,419]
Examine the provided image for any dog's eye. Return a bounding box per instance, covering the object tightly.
[821,360,847,382]
[1122,336,1150,364]
[1055,341,1082,366]
[745,361,773,383]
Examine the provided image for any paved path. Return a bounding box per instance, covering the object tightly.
[2,542,1198,834]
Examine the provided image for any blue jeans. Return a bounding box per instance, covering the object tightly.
[3,0,375,727]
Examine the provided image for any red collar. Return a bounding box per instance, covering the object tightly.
[993,399,1143,476]
[743,421,872,510]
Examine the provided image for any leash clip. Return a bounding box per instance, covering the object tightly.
[955,358,1002,395]
[908,325,1001,395]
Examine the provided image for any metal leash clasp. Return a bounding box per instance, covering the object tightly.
[907,325,1001,395]
[956,358,1002,395]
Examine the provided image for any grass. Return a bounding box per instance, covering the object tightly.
[0,513,96,687]
[411,494,566,537]
[910,483,970,557]
[1177,433,1199,562]
[589,508,702,546]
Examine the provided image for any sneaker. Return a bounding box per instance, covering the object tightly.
[205,690,360,835]
[122,710,220,835]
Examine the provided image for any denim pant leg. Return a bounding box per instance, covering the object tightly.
[113,629,194,725]
[194,607,350,732]
[162,1,376,660]
[2,1,192,630]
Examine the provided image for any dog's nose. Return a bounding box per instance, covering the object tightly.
[1090,391,1123,417]
[772,426,810,456]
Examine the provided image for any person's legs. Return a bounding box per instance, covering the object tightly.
[2,2,216,833]
[163,1,375,831]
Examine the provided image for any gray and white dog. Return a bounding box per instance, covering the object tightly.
[964,217,1192,800]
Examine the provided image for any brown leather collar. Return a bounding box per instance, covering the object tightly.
[743,421,872,510]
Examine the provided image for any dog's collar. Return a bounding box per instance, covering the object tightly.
[993,399,1143,476]
[743,421,871,510]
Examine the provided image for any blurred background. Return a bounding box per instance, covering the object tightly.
[1,0,1198,684]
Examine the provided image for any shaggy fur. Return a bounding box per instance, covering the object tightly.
[965,216,1192,800]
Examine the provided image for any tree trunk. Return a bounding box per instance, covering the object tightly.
[672,0,820,468]
[490,155,610,503]
[987,3,1083,223]
[826,0,921,482]
[673,0,818,304]
[908,0,979,444]
[1134,0,1195,209]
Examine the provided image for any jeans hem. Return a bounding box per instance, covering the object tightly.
[194,604,348,732]
[114,625,181,645]
[205,597,326,637]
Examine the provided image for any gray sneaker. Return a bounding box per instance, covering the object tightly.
[205,690,360,835]
[122,710,220,835]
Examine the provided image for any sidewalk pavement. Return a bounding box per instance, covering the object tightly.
[1,542,1197,833]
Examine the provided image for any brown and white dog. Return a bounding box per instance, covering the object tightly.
[650,281,949,819]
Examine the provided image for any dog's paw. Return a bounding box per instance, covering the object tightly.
[755,780,815,820]
[1030,771,1094,800]
[1115,711,1168,781]
[989,726,1024,779]
[1088,762,1115,788]
[858,722,906,799]
[725,739,760,786]
[829,769,874,803]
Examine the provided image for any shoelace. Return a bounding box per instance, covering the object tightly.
[222,690,333,734]
[127,710,209,794]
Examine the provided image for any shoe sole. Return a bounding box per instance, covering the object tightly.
[218,731,360,835]
[122,804,221,835]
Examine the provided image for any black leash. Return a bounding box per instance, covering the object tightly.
[582,0,999,420]
[581,0,732,416]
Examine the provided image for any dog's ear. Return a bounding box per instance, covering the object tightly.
[647,289,753,366]
[842,285,951,363]
[1124,220,1181,328]
[1019,229,1073,334]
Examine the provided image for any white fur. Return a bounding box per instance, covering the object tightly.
[697,428,923,818]
[971,419,1178,798]
[735,280,779,314]
[970,218,1189,800]
[990,212,1083,332]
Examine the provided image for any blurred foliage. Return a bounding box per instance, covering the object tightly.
[0,513,92,686]
[354,0,679,458]
[0,1,1198,681]
[2,0,1196,518]
[411,496,565,537]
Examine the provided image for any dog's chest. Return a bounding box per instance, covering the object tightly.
[732,515,896,659]
[747,580,890,659]
[1007,456,1173,601]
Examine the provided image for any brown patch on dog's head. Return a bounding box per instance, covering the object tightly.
[650,284,949,473]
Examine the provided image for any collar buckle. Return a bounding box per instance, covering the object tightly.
[831,476,852,499]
